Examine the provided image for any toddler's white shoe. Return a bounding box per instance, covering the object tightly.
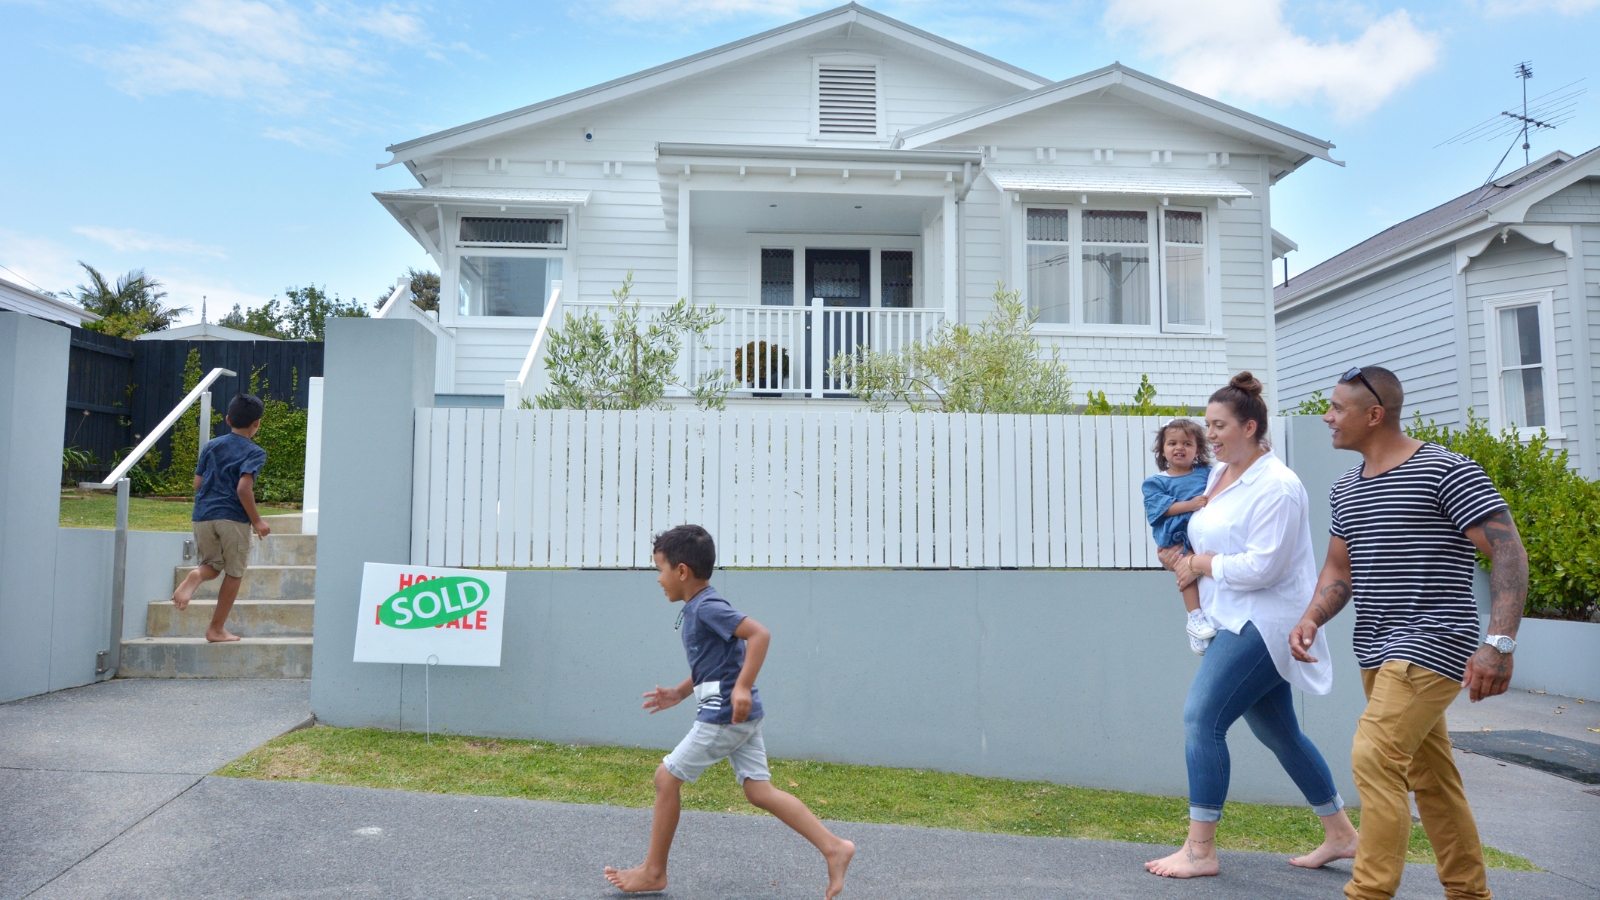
[1186,609,1218,641]
[1190,633,1212,656]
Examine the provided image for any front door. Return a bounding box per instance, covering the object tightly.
[806,249,870,393]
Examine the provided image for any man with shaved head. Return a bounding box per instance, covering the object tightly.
[1288,365,1527,900]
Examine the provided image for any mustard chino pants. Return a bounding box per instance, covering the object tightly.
[1346,660,1491,900]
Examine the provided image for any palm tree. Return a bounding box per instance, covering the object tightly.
[66,263,190,338]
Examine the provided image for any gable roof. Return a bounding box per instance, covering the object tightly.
[382,3,1048,166]
[895,63,1338,172]
[1276,146,1600,309]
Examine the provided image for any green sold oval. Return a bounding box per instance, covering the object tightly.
[379,577,490,629]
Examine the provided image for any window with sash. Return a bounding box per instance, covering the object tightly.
[1485,292,1558,437]
[1024,205,1208,332]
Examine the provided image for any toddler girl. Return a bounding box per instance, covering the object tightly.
[1141,419,1218,655]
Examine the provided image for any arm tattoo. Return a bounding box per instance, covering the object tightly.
[1306,579,1352,626]
[1480,509,1527,639]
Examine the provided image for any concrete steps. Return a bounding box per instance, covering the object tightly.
[118,519,316,679]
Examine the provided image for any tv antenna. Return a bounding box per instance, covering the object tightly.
[1436,62,1584,185]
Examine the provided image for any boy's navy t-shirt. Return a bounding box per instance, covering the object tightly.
[192,433,267,523]
[680,585,763,724]
[1141,465,1212,550]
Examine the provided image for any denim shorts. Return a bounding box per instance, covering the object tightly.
[662,718,770,785]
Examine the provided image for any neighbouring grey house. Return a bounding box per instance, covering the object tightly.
[1275,147,1600,478]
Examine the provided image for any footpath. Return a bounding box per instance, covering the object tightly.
[1,679,1592,900]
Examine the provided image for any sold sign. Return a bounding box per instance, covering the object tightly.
[354,563,506,667]
[379,576,489,629]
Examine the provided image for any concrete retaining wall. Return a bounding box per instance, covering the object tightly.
[310,318,1370,806]
[1507,617,1600,700]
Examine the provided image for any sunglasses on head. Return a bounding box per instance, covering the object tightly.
[1342,367,1384,408]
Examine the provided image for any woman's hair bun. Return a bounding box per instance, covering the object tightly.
[1228,371,1264,398]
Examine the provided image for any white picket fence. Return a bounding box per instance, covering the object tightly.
[411,409,1283,570]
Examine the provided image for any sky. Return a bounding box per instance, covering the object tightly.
[2,0,1597,325]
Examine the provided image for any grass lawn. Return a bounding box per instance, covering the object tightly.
[59,490,299,531]
[218,726,1534,870]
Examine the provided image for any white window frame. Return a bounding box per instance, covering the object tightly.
[811,54,885,142]
[1020,199,1217,336]
[1482,289,1562,440]
[1157,206,1210,335]
[444,209,573,327]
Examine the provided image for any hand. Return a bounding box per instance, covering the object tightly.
[1289,618,1320,663]
[253,519,271,540]
[642,684,683,714]
[1157,545,1183,572]
[1462,646,1513,702]
[1174,554,1199,590]
[730,684,752,724]
[1194,495,1208,509]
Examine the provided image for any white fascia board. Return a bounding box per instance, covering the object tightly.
[900,65,1338,169]
[657,142,981,169]
[382,5,1047,167]
[0,276,99,324]
[1271,229,1298,258]
[1486,153,1600,224]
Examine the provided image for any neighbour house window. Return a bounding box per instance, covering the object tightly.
[1026,208,1072,324]
[1082,210,1151,326]
[881,250,914,308]
[761,249,794,306]
[457,256,562,318]
[816,62,878,137]
[1487,296,1554,434]
[1162,211,1205,328]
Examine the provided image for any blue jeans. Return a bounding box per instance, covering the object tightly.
[1184,621,1344,822]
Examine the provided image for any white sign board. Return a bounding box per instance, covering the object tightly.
[353,562,507,667]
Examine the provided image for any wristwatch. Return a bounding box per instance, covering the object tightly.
[1483,634,1516,655]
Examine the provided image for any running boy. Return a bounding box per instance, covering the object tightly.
[604,525,855,899]
[170,393,270,642]
[1141,419,1217,654]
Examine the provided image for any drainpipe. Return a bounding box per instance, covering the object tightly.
[955,161,975,322]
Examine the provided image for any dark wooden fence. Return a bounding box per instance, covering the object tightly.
[64,330,323,482]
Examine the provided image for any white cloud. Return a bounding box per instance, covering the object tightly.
[262,126,349,152]
[1480,0,1600,14]
[73,226,227,258]
[87,1,433,114]
[0,231,91,297]
[1103,0,1442,120]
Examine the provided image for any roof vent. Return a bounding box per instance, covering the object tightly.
[818,64,877,136]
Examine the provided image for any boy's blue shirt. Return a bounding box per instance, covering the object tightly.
[679,585,763,725]
[192,433,267,523]
[1141,465,1212,550]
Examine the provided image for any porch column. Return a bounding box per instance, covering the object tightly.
[677,184,691,302]
[942,192,958,322]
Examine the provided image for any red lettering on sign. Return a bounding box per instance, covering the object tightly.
[445,617,461,630]
[399,574,413,590]
[475,609,488,630]
[376,604,381,625]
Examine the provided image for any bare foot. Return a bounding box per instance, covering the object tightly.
[1144,843,1220,878]
[171,576,199,611]
[1289,834,1359,868]
[205,628,241,643]
[824,839,855,899]
[604,864,666,893]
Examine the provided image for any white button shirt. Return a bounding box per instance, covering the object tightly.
[1187,451,1333,696]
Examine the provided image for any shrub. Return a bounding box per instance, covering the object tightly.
[1291,389,1332,416]
[1082,375,1189,416]
[1407,411,1600,620]
[149,350,307,502]
[827,284,1073,414]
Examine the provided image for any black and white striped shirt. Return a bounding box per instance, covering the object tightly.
[1329,443,1507,682]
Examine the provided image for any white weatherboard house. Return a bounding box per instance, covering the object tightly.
[1276,147,1600,478]
[373,3,1335,410]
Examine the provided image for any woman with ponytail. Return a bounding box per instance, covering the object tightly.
[1144,372,1359,879]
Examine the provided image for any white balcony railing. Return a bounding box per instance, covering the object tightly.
[542,297,943,401]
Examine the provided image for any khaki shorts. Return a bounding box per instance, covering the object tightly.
[194,519,253,578]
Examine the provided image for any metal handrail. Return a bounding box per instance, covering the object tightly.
[83,366,236,490]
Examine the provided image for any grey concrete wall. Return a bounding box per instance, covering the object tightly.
[312,377,1373,806]
[1508,618,1600,700]
[0,312,69,703]
[310,318,436,724]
